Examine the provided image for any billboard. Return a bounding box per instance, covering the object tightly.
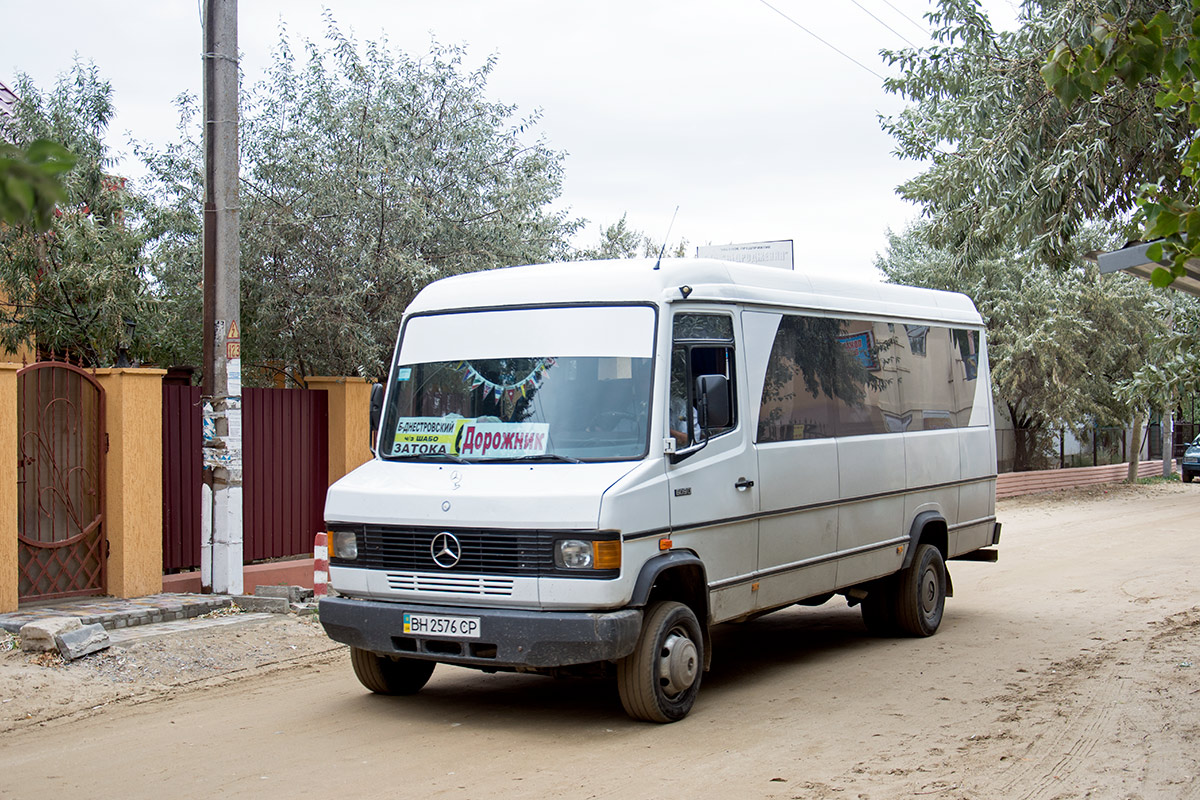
[696,240,794,270]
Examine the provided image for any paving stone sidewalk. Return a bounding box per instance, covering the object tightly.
[0,593,237,635]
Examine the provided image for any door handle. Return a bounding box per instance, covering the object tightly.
[735,477,755,491]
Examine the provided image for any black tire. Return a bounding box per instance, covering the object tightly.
[894,543,946,637]
[617,601,704,723]
[1184,472,1195,484]
[350,647,436,695]
[860,578,899,636]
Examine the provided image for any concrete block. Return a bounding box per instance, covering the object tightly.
[55,623,111,660]
[255,585,304,603]
[291,602,319,616]
[19,617,83,652]
[232,595,289,613]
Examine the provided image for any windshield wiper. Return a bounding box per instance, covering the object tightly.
[384,452,467,463]
[508,453,583,464]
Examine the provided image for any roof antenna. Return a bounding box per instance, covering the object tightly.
[652,205,680,270]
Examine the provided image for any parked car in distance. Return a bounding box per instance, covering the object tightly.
[1183,436,1200,483]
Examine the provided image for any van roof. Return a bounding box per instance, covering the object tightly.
[407,258,984,327]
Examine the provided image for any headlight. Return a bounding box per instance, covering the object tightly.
[555,540,593,569]
[554,538,621,570]
[329,530,358,560]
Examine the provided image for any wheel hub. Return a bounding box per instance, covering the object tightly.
[921,567,938,614]
[657,630,698,697]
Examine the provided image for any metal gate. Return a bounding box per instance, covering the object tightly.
[161,384,202,572]
[16,362,106,601]
[243,387,328,561]
[161,385,328,569]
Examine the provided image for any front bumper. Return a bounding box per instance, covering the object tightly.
[319,596,642,669]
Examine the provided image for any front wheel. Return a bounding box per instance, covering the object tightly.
[350,647,436,695]
[617,601,704,723]
[894,543,947,637]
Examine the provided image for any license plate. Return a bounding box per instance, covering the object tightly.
[403,612,481,639]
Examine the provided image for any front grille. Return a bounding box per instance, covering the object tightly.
[358,526,553,575]
[333,522,624,578]
[328,524,619,579]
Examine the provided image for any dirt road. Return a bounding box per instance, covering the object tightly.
[2,482,1198,799]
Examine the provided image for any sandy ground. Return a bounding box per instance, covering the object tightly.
[1,481,1198,799]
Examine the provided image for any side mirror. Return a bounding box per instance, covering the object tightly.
[369,383,384,437]
[695,374,730,430]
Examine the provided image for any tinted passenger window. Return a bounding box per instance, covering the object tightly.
[758,314,979,442]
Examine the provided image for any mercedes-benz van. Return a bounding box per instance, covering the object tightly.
[319,258,1000,722]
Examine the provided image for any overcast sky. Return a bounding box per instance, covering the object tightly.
[4,1,1020,280]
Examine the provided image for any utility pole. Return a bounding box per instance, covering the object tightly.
[201,0,243,594]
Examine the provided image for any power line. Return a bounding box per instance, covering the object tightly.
[846,0,921,48]
[876,0,932,38]
[755,0,884,81]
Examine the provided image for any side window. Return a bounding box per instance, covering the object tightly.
[757,313,981,442]
[757,315,883,441]
[670,313,736,446]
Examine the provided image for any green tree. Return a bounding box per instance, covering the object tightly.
[878,223,1166,471]
[881,0,1188,269]
[573,213,689,261]
[239,23,580,381]
[133,95,205,370]
[1041,1,1200,288]
[0,64,149,365]
[142,20,583,383]
[0,139,76,230]
[575,214,646,260]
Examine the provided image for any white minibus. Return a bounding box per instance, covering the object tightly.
[319,258,1000,722]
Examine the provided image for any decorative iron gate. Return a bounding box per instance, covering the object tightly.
[16,362,106,601]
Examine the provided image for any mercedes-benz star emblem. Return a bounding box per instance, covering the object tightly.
[431,532,462,569]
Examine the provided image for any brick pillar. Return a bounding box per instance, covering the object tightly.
[305,376,373,484]
[0,364,18,612]
[93,368,167,598]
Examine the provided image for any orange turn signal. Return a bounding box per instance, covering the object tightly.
[593,540,622,570]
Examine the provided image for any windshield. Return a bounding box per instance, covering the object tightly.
[379,305,656,462]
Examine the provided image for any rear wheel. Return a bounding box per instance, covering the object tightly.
[350,647,436,695]
[617,601,704,723]
[894,543,946,637]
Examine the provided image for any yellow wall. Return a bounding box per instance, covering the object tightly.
[0,289,36,364]
[306,376,374,484]
[94,368,166,598]
[0,364,18,612]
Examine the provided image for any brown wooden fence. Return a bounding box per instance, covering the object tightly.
[161,386,328,570]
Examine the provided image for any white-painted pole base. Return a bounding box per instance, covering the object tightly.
[200,481,213,591]
[211,475,244,595]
